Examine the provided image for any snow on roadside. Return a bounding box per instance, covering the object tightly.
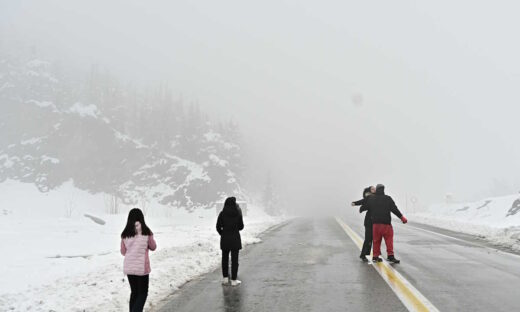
[409,193,520,252]
[0,181,286,311]
[68,102,101,118]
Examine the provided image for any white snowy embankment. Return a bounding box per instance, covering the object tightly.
[409,194,520,251]
[0,180,286,311]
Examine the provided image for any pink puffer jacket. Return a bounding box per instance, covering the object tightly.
[120,234,157,276]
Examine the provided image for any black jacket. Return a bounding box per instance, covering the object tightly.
[353,187,373,226]
[216,206,244,250]
[365,187,403,225]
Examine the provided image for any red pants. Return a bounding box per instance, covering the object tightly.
[372,224,394,258]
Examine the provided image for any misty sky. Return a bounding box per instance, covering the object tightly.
[2,0,520,210]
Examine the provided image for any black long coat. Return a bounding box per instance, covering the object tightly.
[352,187,373,226]
[216,207,244,250]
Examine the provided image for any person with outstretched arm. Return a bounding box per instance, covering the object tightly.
[216,197,244,286]
[351,186,376,262]
[365,184,408,263]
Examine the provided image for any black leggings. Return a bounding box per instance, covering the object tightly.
[360,224,373,257]
[222,250,239,280]
[127,274,149,312]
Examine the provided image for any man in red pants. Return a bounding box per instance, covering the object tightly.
[365,184,408,263]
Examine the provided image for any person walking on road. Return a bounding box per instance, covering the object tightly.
[365,184,407,263]
[120,208,157,312]
[216,197,244,286]
[351,186,376,262]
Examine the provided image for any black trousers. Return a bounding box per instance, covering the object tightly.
[360,224,373,257]
[127,274,149,312]
[222,249,239,280]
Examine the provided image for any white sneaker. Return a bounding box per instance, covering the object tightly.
[222,277,229,285]
[230,279,241,286]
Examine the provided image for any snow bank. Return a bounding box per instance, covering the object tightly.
[410,194,520,251]
[0,181,285,311]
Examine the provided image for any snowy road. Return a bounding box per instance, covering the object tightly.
[156,215,520,312]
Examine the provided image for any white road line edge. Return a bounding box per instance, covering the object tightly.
[405,224,520,260]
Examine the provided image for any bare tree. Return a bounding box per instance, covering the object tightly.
[105,194,120,214]
[140,193,150,216]
[64,196,75,218]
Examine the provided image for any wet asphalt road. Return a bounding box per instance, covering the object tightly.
[156,218,406,312]
[342,210,520,312]
[156,215,520,312]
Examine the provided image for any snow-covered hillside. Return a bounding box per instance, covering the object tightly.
[0,52,274,311]
[0,54,245,210]
[0,180,285,311]
[410,194,520,251]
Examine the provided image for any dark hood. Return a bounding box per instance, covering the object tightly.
[376,184,385,195]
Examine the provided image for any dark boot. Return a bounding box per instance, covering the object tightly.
[387,255,400,264]
[372,257,382,263]
[359,255,368,262]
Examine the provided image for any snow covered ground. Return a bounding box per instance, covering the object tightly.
[409,193,520,252]
[0,180,286,311]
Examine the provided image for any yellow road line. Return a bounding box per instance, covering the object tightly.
[335,217,440,312]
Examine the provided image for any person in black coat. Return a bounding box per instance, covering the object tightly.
[351,186,375,262]
[364,184,408,263]
[216,197,244,286]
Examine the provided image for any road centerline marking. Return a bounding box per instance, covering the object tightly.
[335,217,440,312]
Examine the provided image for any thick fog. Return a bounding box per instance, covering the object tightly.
[2,0,520,212]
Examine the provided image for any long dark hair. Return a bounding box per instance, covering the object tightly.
[223,197,240,216]
[121,208,153,238]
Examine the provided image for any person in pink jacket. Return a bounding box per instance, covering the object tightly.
[120,208,157,312]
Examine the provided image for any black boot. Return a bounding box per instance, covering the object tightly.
[387,255,400,264]
[359,255,368,262]
[372,257,382,263]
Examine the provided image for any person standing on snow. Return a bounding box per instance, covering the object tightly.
[351,186,376,262]
[365,184,407,263]
[216,197,244,286]
[120,208,157,312]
